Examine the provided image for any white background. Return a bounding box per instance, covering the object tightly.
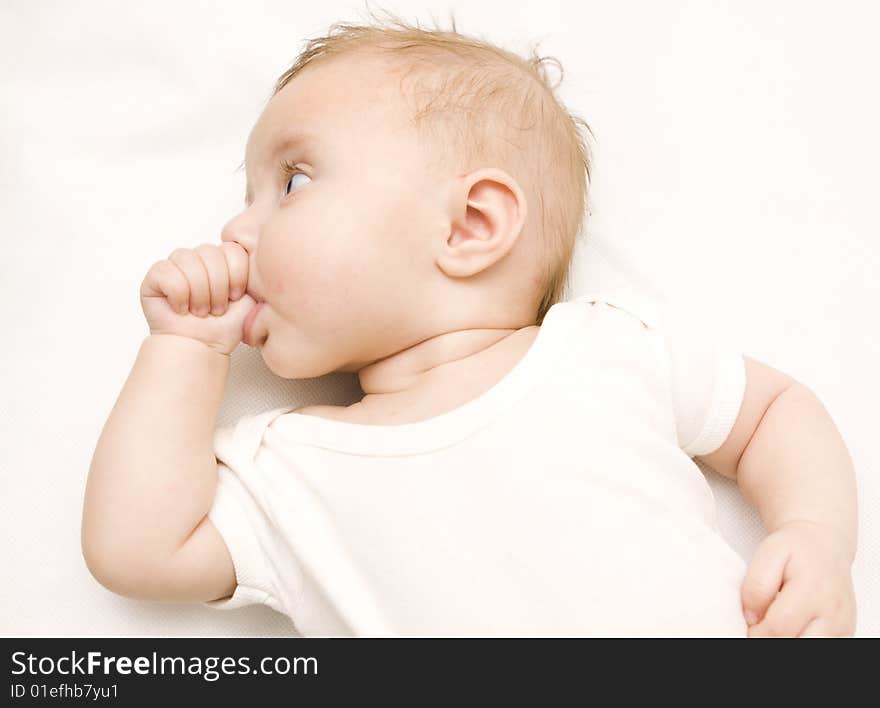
[1,0,877,636]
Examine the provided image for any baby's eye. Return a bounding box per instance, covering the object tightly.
[285,172,311,195]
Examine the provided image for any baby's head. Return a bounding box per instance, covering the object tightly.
[222,10,593,380]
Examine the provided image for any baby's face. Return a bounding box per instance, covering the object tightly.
[222,52,448,379]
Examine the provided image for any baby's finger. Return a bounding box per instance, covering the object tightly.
[169,248,210,316]
[741,537,790,626]
[141,259,190,314]
[221,241,249,300]
[747,581,814,638]
[195,243,229,315]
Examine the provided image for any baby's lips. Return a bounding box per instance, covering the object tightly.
[241,299,265,347]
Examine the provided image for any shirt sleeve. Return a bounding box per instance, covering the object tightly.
[655,305,747,457]
[201,409,291,611]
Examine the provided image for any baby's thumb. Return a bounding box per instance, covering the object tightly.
[740,536,789,626]
[224,292,257,320]
[220,293,258,337]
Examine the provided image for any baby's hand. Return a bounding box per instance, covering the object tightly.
[140,242,256,355]
[741,519,856,637]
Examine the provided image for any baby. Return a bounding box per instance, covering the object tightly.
[81,14,858,637]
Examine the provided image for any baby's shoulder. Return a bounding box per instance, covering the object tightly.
[290,404,350,422]
[566,291,661,331]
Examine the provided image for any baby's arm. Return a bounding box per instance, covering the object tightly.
[82,335,235,603]
[82,241,255,604]
[696,356,858,636]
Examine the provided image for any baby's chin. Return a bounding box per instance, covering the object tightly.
[337,360,369,374]
[259,336,354,380]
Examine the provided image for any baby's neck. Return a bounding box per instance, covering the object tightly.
[330,325,540,426]
[356,328,522,396]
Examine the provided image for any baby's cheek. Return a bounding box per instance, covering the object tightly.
[259,236,307,292]
[262,249,334,318]
[259,221,372,315]
[272,278,286,297]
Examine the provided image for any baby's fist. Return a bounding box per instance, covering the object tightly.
[140,242,254,355]
[741,520,856,638]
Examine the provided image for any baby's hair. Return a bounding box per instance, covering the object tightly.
[270,3,595,325]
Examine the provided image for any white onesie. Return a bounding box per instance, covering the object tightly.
[201,290,749,637]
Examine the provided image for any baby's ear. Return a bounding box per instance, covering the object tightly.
[439,168,528,279]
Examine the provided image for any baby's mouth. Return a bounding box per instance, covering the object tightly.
[242,301,266,347]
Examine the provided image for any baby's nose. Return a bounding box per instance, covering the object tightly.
[220,216,258,253]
